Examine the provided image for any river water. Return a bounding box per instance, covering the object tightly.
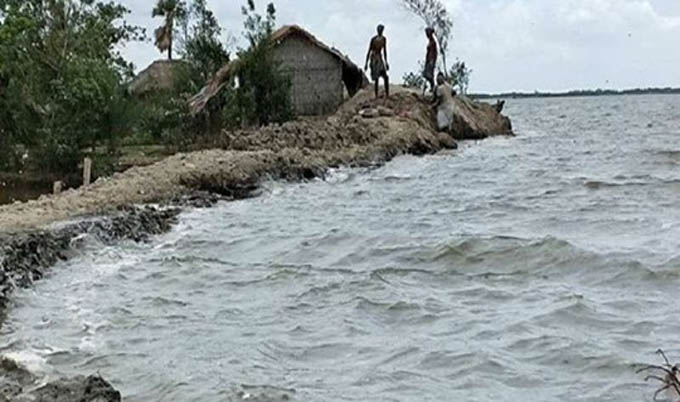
[3,95,680,401]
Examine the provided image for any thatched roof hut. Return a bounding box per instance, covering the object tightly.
[189,25,367,116]
[128,59,184,96]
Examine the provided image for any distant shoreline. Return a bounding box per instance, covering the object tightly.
[470,87,680,100]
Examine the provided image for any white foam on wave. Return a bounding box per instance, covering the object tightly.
[324,168,356,184]
[3,350,48,373]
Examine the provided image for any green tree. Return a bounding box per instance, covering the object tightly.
[181,0,230,85]
[152,0,187,60]
[141,0,231,145]
[184,0,293,130]
[0,0,144,172]
[230,0,293,127]
[448,59,472,94]
[180,0,231,136]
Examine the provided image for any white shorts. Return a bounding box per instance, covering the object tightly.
[437,105,455,130]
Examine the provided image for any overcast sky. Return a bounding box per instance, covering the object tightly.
[119,0,680,93]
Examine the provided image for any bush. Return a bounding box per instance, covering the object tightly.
[403,62,427,92]
[226,1,293,128]
[448,60,472,95]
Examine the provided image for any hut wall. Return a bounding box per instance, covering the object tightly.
[274,35,344,116]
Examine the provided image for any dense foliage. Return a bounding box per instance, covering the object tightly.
[0,0,294,175]
[229,0,293,127]
[448,59,471,94]
[154,0,293,142]
[0,0,144,172]
[142,0,232,146]
[180,0,230,85]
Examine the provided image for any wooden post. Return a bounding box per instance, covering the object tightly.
[53,181,63,195]
[83,157,92,187]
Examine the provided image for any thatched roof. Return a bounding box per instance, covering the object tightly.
[189,25,367,115]
[128,59,184,96]
[270,25,357,71]
[272,25,367,95]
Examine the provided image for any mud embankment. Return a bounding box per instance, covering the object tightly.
[0,87,512,401]
[0,206,181,312]
[0,88,511,234]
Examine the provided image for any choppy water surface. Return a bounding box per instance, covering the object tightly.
[3,95,680,401]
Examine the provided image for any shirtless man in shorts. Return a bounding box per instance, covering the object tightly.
[423,28,438,95]
[364,24,390,99]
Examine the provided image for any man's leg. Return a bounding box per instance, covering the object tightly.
[384,74,390,98]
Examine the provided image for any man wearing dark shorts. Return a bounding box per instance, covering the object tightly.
[365,24,390,99]
[423,27,438,95]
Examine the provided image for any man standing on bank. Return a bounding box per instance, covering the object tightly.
[365,24,390,99]
[423,27,438,95]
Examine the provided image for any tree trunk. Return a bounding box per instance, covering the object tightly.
[168,37,173,60]
[441,52,448,79]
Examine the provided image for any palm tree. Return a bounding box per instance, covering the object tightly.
[152,0,186,60]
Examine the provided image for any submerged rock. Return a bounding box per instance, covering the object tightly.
[451,96,513,140]
[0,358,33,400]
[234,385,296,402]
[24,375,121,402]
[0,358,121,402]
[437,132,458,149]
